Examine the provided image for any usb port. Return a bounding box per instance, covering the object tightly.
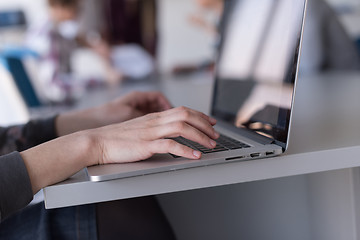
[265,151,274,156]
[250,153,260,158]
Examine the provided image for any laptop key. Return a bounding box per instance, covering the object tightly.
[169,135,250,157]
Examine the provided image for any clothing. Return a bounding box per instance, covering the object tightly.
[0,117,98,239]
[0,117,57,156]
[26,19,79,102]
[0,152,33,222]
[0,202,97,240]
[102,0,158,56]
[0,117,57,221]
[0,118,175,239]
[26,20,78,76]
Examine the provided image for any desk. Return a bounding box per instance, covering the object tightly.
[43,71,360,210]
[41,72,360,240]
[44,73,360,240]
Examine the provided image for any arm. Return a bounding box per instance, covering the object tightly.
[0,118,57,155]
[22,106,219,194]
[0,119,56,221]
[55,91,172,136]
[0,92,216,220]
[0,91,170,154]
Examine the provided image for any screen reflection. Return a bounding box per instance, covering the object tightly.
[212,0,306,145]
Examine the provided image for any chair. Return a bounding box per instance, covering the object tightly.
[0,10,41,108]
[0,64,29,126]
[0,49,42,108]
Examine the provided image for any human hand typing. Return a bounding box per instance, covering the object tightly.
[56,91,172,136]
[89,106,219,164]
[22,106,218,193]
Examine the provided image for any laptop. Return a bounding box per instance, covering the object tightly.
[87,0,308,182]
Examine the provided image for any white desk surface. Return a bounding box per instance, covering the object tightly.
[43,71,360,209]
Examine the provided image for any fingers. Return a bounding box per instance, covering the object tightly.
[156,107,218,138]
[140,107,217,141]
[94,105,219,163]
[101,105,218,161]
[119,106,218,145]
[147,91,172,111]
[127,91,172,113]
[148,139,202,159]
[145,121,217,149]
[159,106,217,126]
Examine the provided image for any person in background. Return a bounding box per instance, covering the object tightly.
[189,0,224,36]
[26,0,122,103]
[0,91,219,239]
[172,0,224,75]
[81,0,157,81]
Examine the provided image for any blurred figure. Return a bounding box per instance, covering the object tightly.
[189,0,224,36]
[26,0,122,103]
[172,0,224,75]
[77,0,157,80]
[98,0,157,80]
[101,0,158,57]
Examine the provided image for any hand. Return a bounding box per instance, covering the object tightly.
[89,106,219,164]
[22,106,219,193]
[101,91,172,122]
[56,91,172,136]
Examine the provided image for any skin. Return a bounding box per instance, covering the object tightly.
[20,91,219,194]
[49,5,77,23]
[195,0,224,14]
[189,0,224,36]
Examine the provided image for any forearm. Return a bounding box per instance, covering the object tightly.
[21,131,97,194]
[55,91,173,137]
[55,103,135,136]
[55,108,103,136]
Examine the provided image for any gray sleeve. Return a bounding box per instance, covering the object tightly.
[0,116,58,155]
[0,152,33,222]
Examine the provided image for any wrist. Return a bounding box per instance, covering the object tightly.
[21,130,97,193]
[74,129,99,167]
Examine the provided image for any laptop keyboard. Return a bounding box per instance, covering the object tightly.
[171,134,250,158]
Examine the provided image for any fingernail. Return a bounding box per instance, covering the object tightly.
[210,140,217,147]
[193,150,201,158]
[214,131,220,138]
[210,117,217,124]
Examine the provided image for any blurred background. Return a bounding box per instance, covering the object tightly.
[0,0,217,108]
[0,0,359,124]
[0,0,218,73]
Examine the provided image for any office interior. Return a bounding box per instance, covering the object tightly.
[0,0,360,239]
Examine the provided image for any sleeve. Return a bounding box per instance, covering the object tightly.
[0,117,58,155]
[0,152,33,222]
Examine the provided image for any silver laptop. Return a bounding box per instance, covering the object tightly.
[87,0,308,182]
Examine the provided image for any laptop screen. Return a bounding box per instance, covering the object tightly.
[212,0,306,147]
